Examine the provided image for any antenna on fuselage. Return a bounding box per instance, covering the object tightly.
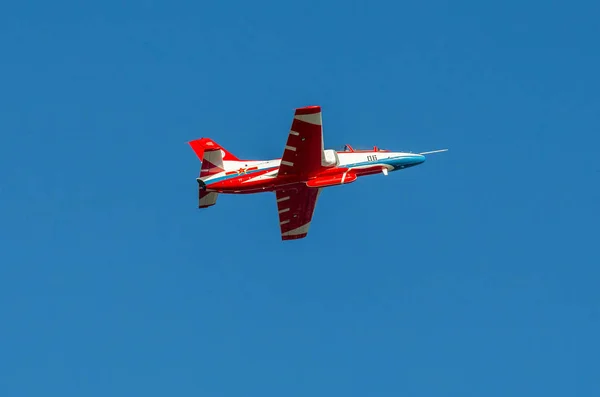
[419,149,448,155]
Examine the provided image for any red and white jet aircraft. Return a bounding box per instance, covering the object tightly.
[189,105,446,240]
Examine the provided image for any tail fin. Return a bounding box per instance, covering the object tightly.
[188,138,241,177]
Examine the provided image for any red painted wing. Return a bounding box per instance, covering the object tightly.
[278,106,324,177]
[275,186,321,240]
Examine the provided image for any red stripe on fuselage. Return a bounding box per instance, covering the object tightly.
[206,167,277,191]
[206,163,388,194]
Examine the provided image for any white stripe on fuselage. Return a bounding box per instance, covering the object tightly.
[200,152,419,184]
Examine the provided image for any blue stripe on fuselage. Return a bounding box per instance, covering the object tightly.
[342,156,423,170]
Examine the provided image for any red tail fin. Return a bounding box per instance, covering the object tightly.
[188,138,240,161]
[189,138,242,178]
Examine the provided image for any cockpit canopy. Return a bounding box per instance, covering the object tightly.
[340,144,389,152]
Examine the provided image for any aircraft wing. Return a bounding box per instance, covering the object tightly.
[278,106,324,177]
[275,186,321,240]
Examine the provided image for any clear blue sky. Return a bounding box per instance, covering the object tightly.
[1,1,599,396]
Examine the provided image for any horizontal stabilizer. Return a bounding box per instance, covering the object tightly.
[199,190,218,208]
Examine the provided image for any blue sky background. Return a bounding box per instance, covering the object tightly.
[1,1,599,396]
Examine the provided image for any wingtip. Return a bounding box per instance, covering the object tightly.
[295,105,321,115]
[282,233,308,241]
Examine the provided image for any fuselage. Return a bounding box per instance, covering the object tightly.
[198,149,426,194]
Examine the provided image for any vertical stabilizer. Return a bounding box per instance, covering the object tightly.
[189,137,240,178]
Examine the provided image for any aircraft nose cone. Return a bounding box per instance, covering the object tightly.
[413,154,426,165]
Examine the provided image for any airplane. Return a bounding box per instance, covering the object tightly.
[188,105,447,241]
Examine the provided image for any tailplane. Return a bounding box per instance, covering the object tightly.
[189,138,241,209]
[199,190,218,208]
[200,150,225,177]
